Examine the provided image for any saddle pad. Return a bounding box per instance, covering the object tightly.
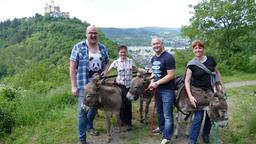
[190,85,213,106]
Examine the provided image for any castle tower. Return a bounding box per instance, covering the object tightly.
[44,0,69,18]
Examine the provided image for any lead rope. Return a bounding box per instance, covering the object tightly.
[151,88,157,135]
[214,122,219,144]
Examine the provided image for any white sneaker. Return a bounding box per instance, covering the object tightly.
[161,139,170,144]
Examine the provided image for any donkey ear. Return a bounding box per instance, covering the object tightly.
[144,74,153,82]
[95,80,101,88]
[218,83,225,94]
[92,73,100,83]
[213,82,220,94]
[137,68,147,75]
[136,72,143,78]
[213,82,225,98]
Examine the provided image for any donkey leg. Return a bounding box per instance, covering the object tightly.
[139,98,144,123]
[114,111,122,132]
[105,112,112,143]
[174,112,181,138]
[199,110,207,136]
[185,113,193,137]
[144,100,151,124]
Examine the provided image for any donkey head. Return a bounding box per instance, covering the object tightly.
[126,68,151,101]
[82,74,101,112]
[207,82,228,127]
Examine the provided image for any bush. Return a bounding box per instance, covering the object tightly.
[0,107,15,136]
[246,55,256,73]
[0,85,20,137]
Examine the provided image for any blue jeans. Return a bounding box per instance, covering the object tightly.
[77,89,98,141]
[189,111,212,143]
[156,89,175,140]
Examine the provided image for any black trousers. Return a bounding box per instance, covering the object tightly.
[119,85,132,125]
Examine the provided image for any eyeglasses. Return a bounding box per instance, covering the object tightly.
[88,32,98,35]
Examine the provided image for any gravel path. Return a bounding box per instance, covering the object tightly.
[224,80,256,89]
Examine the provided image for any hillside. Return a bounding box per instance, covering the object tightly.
[0,14,118,81]
[1,13,256,144]
[100,27,189,47]
[0,14,118,139]
[1,0,256,143]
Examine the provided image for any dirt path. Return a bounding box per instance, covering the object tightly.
[87,80,256,144]
[224,80,256,89]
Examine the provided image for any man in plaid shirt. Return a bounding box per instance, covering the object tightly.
[70,25,109,144]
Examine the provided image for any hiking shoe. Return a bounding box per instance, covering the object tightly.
[87,129,99,136]
[202,134,210,143]
[152,127,162,135]
[161,138,171,144]
[78,140,89,144]
[126,124,132,131]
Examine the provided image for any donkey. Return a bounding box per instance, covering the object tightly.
[127,72,193,137]
[127,70,228,137]
[82,74,123,143]
[175,81,228,127]
[126,68,153,124]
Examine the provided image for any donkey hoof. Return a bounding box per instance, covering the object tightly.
[143,120,147,124]
[185,133,189,137]
[140,119,147,124]
[140,120,144,124]
[174,134,178,139]
[107,137,112,143]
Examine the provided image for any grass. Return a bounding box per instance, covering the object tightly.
[1,74,256,143]
[2,96,157,144]
[220,86,256,144]
[175,68,256,83]
[222,72,256,83]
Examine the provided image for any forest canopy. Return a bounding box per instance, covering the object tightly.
[181,0,256,73]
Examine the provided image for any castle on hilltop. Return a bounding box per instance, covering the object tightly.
[44,0,69,18]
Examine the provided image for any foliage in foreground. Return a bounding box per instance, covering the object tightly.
[0,85,20,137]
[2,84,256,143]
[220,86,256,144]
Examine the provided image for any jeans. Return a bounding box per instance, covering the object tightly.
[77,89,98,141]
[156,89,175,140]
[189,111,212,143]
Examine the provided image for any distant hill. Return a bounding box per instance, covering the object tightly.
[100,27,189,47]
[0,14,118,89]
[0,14,119,138]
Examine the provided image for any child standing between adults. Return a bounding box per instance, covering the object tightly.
[107,45,137,129]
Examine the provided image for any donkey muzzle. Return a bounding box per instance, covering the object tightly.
[81,103,90,112]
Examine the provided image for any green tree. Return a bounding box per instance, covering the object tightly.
[181,0,256,72]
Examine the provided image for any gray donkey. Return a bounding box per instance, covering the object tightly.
[126,68,153,124]
[82,74,123,143]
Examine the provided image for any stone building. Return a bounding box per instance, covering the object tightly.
[44,0,69,18]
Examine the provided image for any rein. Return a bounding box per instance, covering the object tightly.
[150,88,157,135]
[213,122,219,144]
[104,71,137,79]
[142,87,151,97]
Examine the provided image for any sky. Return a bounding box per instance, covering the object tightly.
[0,0,200,28]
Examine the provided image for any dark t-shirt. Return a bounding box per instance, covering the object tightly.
[187,56,216,90]
[151,51,176,90]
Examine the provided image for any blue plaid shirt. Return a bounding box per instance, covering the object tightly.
[70,40,109,89]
